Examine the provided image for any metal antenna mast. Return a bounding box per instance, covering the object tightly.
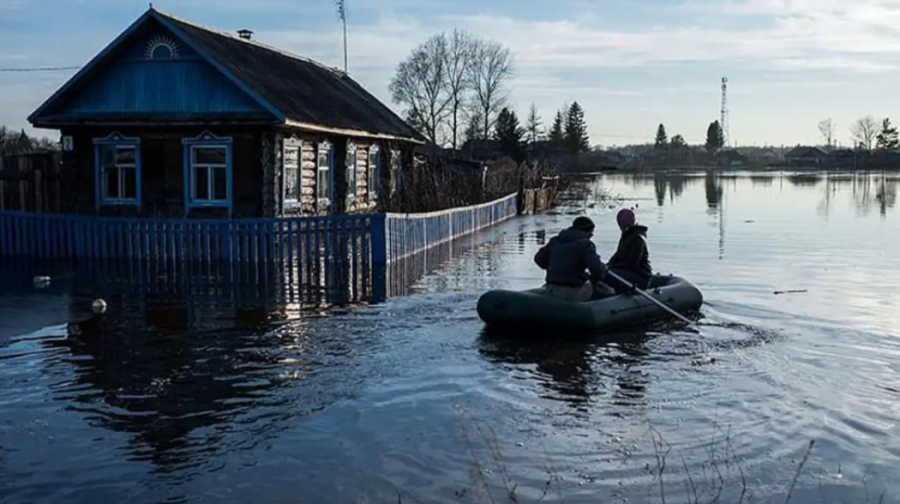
[720,77,729,147]
[336,0,348,72]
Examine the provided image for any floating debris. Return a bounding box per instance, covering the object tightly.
[91,299,108,314]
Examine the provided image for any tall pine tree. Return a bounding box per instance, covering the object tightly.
[654,123,668,148]
[563,102,590,153]
[494,107,525,163]
[705,120,724,153]
[876,118,899,151]
[548,110,565,153]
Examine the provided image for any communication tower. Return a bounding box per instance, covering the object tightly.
[720,77,729,147]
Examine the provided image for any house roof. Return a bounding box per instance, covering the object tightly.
[28,7,425,144]
[784,146,827,158]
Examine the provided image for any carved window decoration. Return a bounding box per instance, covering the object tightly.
[346,141,358,203]
[283,138,301,209]
[181,130,233,215]
[92,131,142,210]
[368,144,379,204]
[316,141,333,211]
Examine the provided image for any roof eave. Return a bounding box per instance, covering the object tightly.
[283,119,426,144]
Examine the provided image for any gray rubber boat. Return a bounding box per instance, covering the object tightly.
[476,275,703,331]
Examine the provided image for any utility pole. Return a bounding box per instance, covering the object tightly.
[336,0,348,72]
[720,77,729,148]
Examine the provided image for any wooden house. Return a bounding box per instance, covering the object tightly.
[27,7,425,219]
[783,146,827,167]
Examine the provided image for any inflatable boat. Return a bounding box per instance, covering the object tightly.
[476,275,703,331]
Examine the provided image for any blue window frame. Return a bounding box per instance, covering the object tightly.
[316,140,334,212]
[283,136,302,210]
[182,130,233,215]
[93,132,141,211]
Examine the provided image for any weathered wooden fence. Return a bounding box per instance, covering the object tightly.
[384,192,518,263]
[0,152,63,213]
[0,192,521,303]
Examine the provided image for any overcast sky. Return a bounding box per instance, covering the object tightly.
[2,0,900,147]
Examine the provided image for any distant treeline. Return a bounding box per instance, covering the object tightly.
[0,126,59,155]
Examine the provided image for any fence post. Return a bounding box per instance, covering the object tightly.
[369,213,387,303]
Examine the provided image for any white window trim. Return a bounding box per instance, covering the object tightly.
[190,144,228,203]
[367,144,379,203]
[316,140,332,209]
[346,142,358,203]
[100,145,138,202]
[283,141,302,208]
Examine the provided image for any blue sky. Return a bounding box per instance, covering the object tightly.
[2,0,900,147]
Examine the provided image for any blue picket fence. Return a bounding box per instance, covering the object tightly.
[0,192,520,302]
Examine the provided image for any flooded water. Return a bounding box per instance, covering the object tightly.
[1,169,898,504]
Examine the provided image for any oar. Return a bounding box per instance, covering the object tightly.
[605,270,698,328]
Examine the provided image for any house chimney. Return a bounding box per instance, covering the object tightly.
[237,29,253,40]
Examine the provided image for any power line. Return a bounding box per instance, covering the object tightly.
[0,66,81,72]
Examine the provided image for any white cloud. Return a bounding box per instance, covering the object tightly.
[5,0,900,144]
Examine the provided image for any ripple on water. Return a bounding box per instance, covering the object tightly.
[2,172,900,503]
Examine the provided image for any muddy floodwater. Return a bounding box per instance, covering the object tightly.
[0,170,898,504]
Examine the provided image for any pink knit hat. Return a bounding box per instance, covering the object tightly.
[616,208,636,229]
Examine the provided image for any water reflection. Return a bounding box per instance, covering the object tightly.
[40,290,310,475]
[598,170,898,220]
[704,170,723,209]
[475,328,653,417]
[650,172,697,207]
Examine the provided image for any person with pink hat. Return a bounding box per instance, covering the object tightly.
[603,208,653,294]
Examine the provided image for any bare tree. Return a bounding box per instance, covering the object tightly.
[388,35,451,144]
[466,39,513,140]
[850,115,878,151]
[442,29,476,150]
[817,118,835,150]
[525,103,542,145]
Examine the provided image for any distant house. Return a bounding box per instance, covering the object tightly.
[783,146,827,167]
[714,148,748,167]
[27,7,425,219]
[737,147,780,166]
[828,148,858,167]
[459,139,504,161]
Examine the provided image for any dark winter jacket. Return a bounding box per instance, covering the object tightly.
[606,225,652,278]
[533,227,607,286]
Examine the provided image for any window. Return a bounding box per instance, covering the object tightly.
[100,146,137,200]
[182,131,233,214]
[316,141,332,209]
[283,139,301,208]
[190,146,228,202]
[346,142,358,203]
[93,132,141,211]
[367,144,379,203]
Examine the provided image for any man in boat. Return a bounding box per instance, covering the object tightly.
[603,208,652,294]
[533,216,616,301]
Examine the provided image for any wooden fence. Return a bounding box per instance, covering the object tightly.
[0,192,521,303]
[384,192,518,263]
[0,152,64,213]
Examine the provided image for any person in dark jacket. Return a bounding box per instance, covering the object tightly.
[604,208,653,294]
[533,216,615,301]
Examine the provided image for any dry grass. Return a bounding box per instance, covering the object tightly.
[387,411,890,504]
[384,155,561,214]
